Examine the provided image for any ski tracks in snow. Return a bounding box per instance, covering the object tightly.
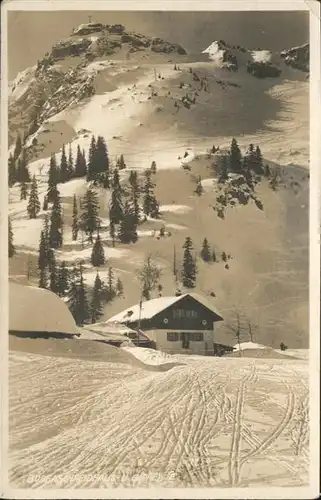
[9,353,309,488]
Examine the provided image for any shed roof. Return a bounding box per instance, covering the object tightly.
[106,293,223,324]
[9,282,79,336]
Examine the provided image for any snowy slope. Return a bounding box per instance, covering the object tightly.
[8,31,309,349]
[9,348,309,488]
[251,50,272,63]
[9,65,37,103]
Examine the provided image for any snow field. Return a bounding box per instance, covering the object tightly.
[9,349,309,488]
[56,245,128,263]
[251,50,272,63]
[159,204,192,214]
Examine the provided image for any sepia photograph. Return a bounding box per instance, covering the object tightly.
[1,1,320,498]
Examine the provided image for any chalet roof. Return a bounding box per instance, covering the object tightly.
[106,293,223,325]
[83,321,137,336]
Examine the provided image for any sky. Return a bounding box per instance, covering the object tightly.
[8,10,309,80]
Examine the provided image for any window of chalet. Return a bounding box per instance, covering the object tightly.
[172,309,198,319]
[167,332,179,342]
[188,332,204,342]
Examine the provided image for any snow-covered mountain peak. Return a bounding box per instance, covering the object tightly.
[202,40,227,62]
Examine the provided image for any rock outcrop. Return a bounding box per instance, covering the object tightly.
[280,43,309,73]
[51,37,92,60]
[246,60,281,79]
[151,37,187,55]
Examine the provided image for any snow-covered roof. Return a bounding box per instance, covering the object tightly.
[83,321,137,336]
[9,282,79,335]
[106,293,223,324]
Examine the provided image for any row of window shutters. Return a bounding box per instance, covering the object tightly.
[167,332,204,342]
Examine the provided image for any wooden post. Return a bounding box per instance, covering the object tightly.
[26,255,31,283]
[173,244,177,282]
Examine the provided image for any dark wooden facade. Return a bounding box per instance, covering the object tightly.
[126,295,223,331]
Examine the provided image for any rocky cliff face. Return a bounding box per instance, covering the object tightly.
[35,23,187,69]
[280,43,309,73]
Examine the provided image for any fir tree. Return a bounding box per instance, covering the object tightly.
[67,144,74,180]
[116,154,126,170]
[253,145,264,175]
[38,228,50,277]
[246,143,255,165]
[43,214,51,251]
[77,265,90,325]
[195,176,203,196]
[38,266,48,289]
[8,217,15,258]
[229,138,242,173]
[116,277,124,297]
[59,144,68,183]
[47,153,59,203]
[182,237,197,288]
[107,267,115,298]
[221,251,227,262]
[13,133,22,161]
[150,160,157,174]
[74,145,87,178]
[242,156,255,191]
[90,272,104,323]
[68,264,90,325]
[143,170,159,218]
[8,153,16,187]
[173,245,177,280]
[49,191,63,249]
[72,194,79,241]
[95,135,110,182]
[109,169,123,225]
[129,170,140,224]
[109,219,116,247]
[87,135,96,181]
[212,249,217,262]
[43,195,48,211]
[217,154,229,183]
[118,200,138,244]
[81,149,87,176]
[111,167,122,190]
[80,187,100,243]
[200,238,212,262]
[27,175,41,219]
[57,261,69,297]
[49,253,59,295]
[16,150,30,183]
[91,232,105,267]
[20,181,28,200]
